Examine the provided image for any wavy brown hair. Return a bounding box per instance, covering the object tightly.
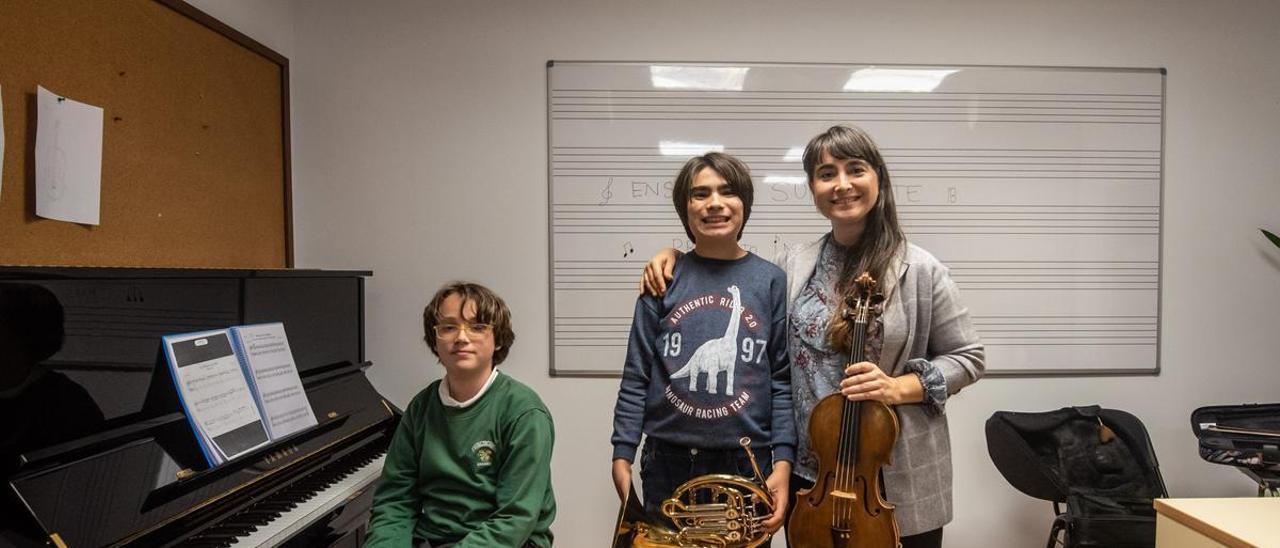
[422,281,515,366]
[802,125,906,353]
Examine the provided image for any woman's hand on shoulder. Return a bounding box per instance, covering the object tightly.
[840,362,923,405]
[639,248,681,296]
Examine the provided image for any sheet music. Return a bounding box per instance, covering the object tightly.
[233,323,318,439]
[35,86,104,225]
[164,330,270,465]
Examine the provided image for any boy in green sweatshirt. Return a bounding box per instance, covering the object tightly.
[366,282,555,548]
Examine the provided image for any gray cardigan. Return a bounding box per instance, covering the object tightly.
[778,238,985,535]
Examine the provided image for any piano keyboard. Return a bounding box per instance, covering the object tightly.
[186,448,386,547]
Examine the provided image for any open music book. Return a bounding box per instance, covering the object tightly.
[162,323,318,466]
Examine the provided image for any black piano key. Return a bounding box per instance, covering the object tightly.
[216,521,252,531]
[194,533,239,542]
[246,511,276,522]
[201,526,252,537]
[195,445,387,547]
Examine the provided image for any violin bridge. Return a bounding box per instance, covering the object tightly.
[829,490,858,502]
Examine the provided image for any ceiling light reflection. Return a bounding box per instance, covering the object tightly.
[650,65,749,90]
[843,68,958,93]
[763,175,807,185]
[659,140,724,157]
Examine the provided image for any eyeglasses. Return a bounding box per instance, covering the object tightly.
[433,322,494,339]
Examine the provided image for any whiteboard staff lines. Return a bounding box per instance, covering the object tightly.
[552,116,1161,125]
[555,226,1158,232]
[554,167,1158,177]
[552,204,1160,209]
[555,328,1156,343]
[547,90,1159,97]
[555,231,1157,236]
[553,213,1160,221]
[549,95,1163,104]
[555,174,1159,181]
[554,224,1158,231]
[554,167,1160,174]
[552,95,1156,110]
[548,96,1161,105]
[553,145,1160,153]
[551,89,1160,98]
[553,156,1162,163]
[551,110,1161,119]
[553,262,1159,269]
[553,209,1160,221]
[553,160,1161,165]
[548,89,1165,97]
[554,268,1158,288]
[552,107,1161,116]
[553,211,1160,219]
[551,264,1160,271]
[552,222,1158,229]
[550,98,1163,107]
[549,62,1164,375]
[548,93,1162,121]
[552,158,1159,176]
[550,148,1164,155]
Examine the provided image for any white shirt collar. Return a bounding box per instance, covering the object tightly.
[438,368,501,408]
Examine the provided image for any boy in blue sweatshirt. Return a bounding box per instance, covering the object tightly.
[610,152,795,533]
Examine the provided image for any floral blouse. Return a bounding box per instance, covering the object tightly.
[789,235,947,481]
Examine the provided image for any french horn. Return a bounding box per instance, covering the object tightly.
[613,438,775,548]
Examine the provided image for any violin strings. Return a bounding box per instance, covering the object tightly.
[834,313,868,530]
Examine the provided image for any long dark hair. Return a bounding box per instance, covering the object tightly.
[802,125,906,351]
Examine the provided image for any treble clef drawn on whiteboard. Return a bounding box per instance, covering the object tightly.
[599,177,614,206]
[622,241,634,258]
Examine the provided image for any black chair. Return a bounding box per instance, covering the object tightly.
[985,406,1168,548]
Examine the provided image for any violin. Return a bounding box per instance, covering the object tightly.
[788,273,901,547]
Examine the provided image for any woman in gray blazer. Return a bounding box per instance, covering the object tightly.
[640,125,984,548]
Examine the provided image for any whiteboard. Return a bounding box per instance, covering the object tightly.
[547,61,1163,377]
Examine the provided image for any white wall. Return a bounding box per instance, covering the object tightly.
[186,0,295,60]
[200,1,1280,546]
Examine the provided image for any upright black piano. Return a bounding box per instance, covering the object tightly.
[0,267,397,547]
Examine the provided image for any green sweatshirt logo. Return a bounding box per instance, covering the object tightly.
[471,440,496,468]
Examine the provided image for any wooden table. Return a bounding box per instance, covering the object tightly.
[1154,498,1278,547]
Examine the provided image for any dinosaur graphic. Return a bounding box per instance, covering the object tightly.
[671,285,741,395]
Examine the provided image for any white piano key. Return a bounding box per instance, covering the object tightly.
[227,453,385,547]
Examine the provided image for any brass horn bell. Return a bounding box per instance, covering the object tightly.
[613,438,775,548]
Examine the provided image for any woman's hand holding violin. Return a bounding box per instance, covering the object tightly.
[840,362,923,405]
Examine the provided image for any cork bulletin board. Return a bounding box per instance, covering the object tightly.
[0,0,292,268]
